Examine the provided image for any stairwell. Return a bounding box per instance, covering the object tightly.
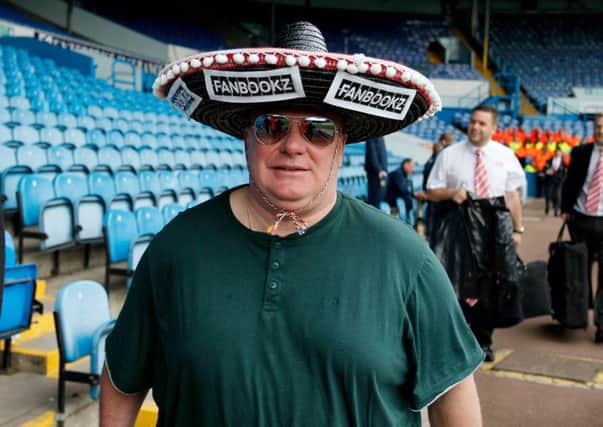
[452,28,539,116]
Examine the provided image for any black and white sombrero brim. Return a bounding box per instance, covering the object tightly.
[153,44,441,143]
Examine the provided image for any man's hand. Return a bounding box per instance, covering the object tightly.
[414,190,428,201]
[452,188,468,205]
[512,232,522,246]
[378,170,387,179]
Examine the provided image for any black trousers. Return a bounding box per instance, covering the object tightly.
[366,173,386,208]
[568,211,603,327]
[460,289,494,348]
[545,178,562,215]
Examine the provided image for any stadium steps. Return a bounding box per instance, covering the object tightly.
[520,91,539,116]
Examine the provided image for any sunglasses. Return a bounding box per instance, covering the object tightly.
[253,114,341,146]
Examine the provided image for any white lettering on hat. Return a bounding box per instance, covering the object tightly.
[204,67,305,103]
[324,71,417,121]
[167,77,203,118]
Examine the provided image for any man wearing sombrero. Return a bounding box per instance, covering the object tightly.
[100,22,484,426]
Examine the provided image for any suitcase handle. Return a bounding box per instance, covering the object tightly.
[556,222,569,242]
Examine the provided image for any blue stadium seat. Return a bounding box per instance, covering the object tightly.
[63,128,86,148]
[53,171,104,247]
[39,127,64,146]
[138,170,161,195]
[103,209,137,289]
[72,146,98,174]
[54,280,115,413]
[8,96,30,110]
[190,149,207,169]
[88,172,117,210]
[140,132,157,149]
[162,203,184,224]
[16,144,47,171]
[56,113,78,130]
[173,148,191,170]
[139,147,158,170]
[16,174,75,267]
[10,109,35,127]
[114,170,151,209]
[47,145,74,172]
[12,125,40,146]
[119,146,141,172]
[97,146,121,173]
[77,115,95,132]
[4,230,16,267]
[157,147,176,170]
[106,129,124,148]
[85,128,106,149]
[123,131,142,149]
[199,167,218,192]
[135,206,163,236]
[0,144,16,172]
[0,124,11,145]
[0,263,37,370]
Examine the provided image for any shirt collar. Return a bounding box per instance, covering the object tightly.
[467,140,491,153]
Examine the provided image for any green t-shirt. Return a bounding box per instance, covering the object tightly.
[106,190,483,426]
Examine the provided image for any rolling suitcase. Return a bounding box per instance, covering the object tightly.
[521,260,551,318]
[547,224,589,329]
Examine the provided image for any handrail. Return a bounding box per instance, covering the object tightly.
[34,30,164,74]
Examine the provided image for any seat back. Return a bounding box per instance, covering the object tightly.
[162,203,184,224]
[0,264,37,339]
[114,171,140,197]
[54,173,88,205]
[88,172,116,208]
[4,230,16,266]
[135,206,163,235]
[18,174,54,227]
[104,209,137,263]
[54,280,110,363]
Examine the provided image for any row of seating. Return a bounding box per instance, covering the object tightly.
[0,122,242,150]
[1,144,246,174]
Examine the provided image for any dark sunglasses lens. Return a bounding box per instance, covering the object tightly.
[303,117,337,145]
[255,114,290,144]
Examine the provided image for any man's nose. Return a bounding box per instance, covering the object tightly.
[280,121,306,154]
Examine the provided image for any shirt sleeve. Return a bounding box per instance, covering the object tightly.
[403,254,484,411]
[425,151,447,190]
[505,151,527,192]
[105,248,158,394]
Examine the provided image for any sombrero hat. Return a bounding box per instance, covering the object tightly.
[153,21,442,143]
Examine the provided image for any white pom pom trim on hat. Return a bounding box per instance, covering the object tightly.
[154,48,442,118]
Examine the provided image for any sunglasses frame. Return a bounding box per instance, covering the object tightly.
[253,114,342,147]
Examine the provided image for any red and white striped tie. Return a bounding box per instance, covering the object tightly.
[585,154,603,214]
[474,148,490,199]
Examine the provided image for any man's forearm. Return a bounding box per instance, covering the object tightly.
[505,190,523,230]
[426,188,456,201]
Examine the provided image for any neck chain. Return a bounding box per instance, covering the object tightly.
[247,140,342,236]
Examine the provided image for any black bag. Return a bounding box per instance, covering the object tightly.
[520,260,552,318]
[548,223,589,329]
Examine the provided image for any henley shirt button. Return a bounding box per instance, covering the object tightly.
[272,261,280,270]
[269,280,279,289]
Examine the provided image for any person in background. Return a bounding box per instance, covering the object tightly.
[423,133,454,238]
[100,21,484,427]
[561,113,603,343]
[386,158,427,223]
[364,136,388,207]
[426,105,526,362]
[544,147,566,216]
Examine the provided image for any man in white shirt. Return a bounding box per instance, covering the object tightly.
[426,105,526,361]
[561,113,603,343]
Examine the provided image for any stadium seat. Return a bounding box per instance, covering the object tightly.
[85,128,106,149]
[39,127,64,146]
[12,124,40,146]
[47,146,74,172]
[72,146,98,174]
[63,128,86,148]
[103,209,137,290]
[139,147,159,170]
[16,174,75,271]
[97,146,121,173]
[135,206,163,236]
[53,280,115,420]
[0,263,37,370]
[119,146,142,172]
[162,203,184,224]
